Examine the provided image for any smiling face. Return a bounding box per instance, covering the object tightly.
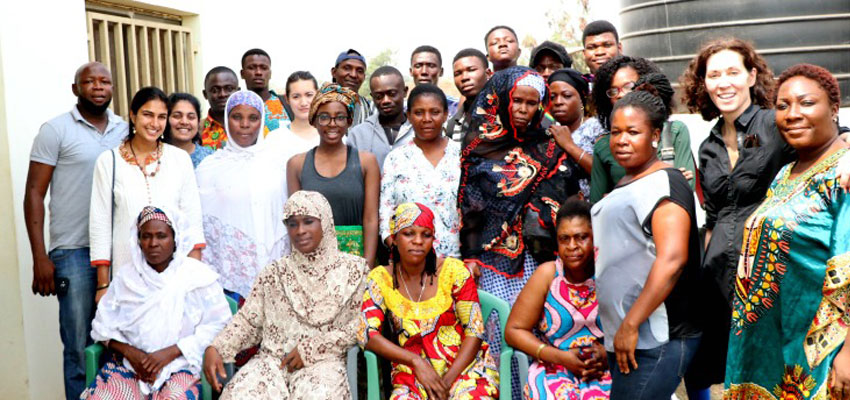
[410,52,443,85]
[138,219,175,271]
[395,225,434,265]
[285,214,323,254]
[227,104,262,147]
[370,74,407,118]
[549,81,583,126]
[332,59,367,91]
[130,99,168,144]
[557,216,593,273]
[775,76,839,153]
[241,54,271,91]
[168,100,199,143]
[510,85,541,133]
[409,94,447,142]
[704,49,756,120]
[314,101,350,146]
[583,32,621,74]
[486,28,520,69]
[452,56,490,98]
[287,79,317,122]
[609,105,659,170]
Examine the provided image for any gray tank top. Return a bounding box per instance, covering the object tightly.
[300,145,364,226]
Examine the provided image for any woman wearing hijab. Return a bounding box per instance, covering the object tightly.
[287,83,381,265]
[82,206,231,399]
[459,66,580,398]
[195,90,289,302]
[203,191,369,400]
[360,202,499,399]
[546,68,605,198]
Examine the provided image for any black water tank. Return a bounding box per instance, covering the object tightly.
[619,0,850,106]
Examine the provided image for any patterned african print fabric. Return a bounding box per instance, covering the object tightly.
[459,66,580,286]
[211,191,369,400]
[263,92,290,135]
[201,115,226,150]
[80,359,200,400]
[359,258,500,399]
[725,149,850,399]
[524,258,610,400]
[336,225,364,257]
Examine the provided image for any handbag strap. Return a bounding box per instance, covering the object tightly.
[110,148,115,282]
[659,121,675,162]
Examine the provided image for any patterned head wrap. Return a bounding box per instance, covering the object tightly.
[308,83,358,124]
[389,202,435,237]
[516,74,547,102]
[137,206,172,230]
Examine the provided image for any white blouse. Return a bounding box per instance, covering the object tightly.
[89,143,205,272]
[379,140,462,258]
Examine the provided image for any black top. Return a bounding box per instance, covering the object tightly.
[300,145,364,226]
[698,104,795,302]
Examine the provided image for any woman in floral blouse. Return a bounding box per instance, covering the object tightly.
[379,84,461,258]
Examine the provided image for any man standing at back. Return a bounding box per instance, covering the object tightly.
[582,20,623,83]
[529,40,572,81]
[331,49,373,127]
[485,25,521,72]
[347,66,413,168]
[447,48,492,142]
[409,45,459,116]
[25,62,127,400]
[241,48,291,135]
[201,66,239,150]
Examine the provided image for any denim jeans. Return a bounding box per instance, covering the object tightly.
[51,247,96,400]
[607,336,701,400]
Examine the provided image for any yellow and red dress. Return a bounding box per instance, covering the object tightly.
[359,257,500,399]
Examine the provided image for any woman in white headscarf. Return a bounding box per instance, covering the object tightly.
[82,206,231,399]
[203,190,369,400]
[195,90,290,301]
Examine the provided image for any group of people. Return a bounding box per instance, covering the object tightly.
[25,17,850,400]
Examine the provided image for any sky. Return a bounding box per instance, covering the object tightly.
[197,0,619,95]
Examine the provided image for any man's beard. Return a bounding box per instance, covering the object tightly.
[78,96,112,115]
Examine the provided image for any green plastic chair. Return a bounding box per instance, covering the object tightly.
[84,296,239,400]
[364,289,515,400]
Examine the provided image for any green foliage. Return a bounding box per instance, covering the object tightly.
[359,48,397,100]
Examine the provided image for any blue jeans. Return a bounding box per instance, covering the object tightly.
[607,336,701,400]
[51,248,96,400]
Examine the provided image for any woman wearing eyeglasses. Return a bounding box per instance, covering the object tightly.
[287,83,380,266]
[588,55,696,203]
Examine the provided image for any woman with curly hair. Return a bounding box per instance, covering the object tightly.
[589,56,696,202]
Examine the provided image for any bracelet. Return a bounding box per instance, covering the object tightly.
[578,150,587,163]
[535,343,547,360]
[96,283,110,291]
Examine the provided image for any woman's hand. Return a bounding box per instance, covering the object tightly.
[838,151,850,192]
[203,346,227,392]
[281,348,304,372]
[122,345,152,382]
[95,287,108,304]
[549,125,575,153]
[831,348,850,399]
[411,356,448,400]
[678,167,694,181]
[555,348,591,377]
[581,342,609,381]
[614,322,639,374]
[142,345,181,382]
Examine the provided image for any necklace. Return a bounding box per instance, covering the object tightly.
[128,141,162,204]
[399,267,426,314]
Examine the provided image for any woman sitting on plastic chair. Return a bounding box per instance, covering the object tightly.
[505,198,611,399]
[82,206,231,399]
[359,202,499,399]
[202,190,369,399]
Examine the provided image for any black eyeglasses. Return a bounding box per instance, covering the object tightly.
[316,114,349,126]
[605,82,636,98]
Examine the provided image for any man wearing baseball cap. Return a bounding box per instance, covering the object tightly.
[331,49,374,127]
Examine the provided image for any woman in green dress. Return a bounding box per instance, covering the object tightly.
[725,64,850,399]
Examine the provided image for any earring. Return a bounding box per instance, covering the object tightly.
[652,140,658,148]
